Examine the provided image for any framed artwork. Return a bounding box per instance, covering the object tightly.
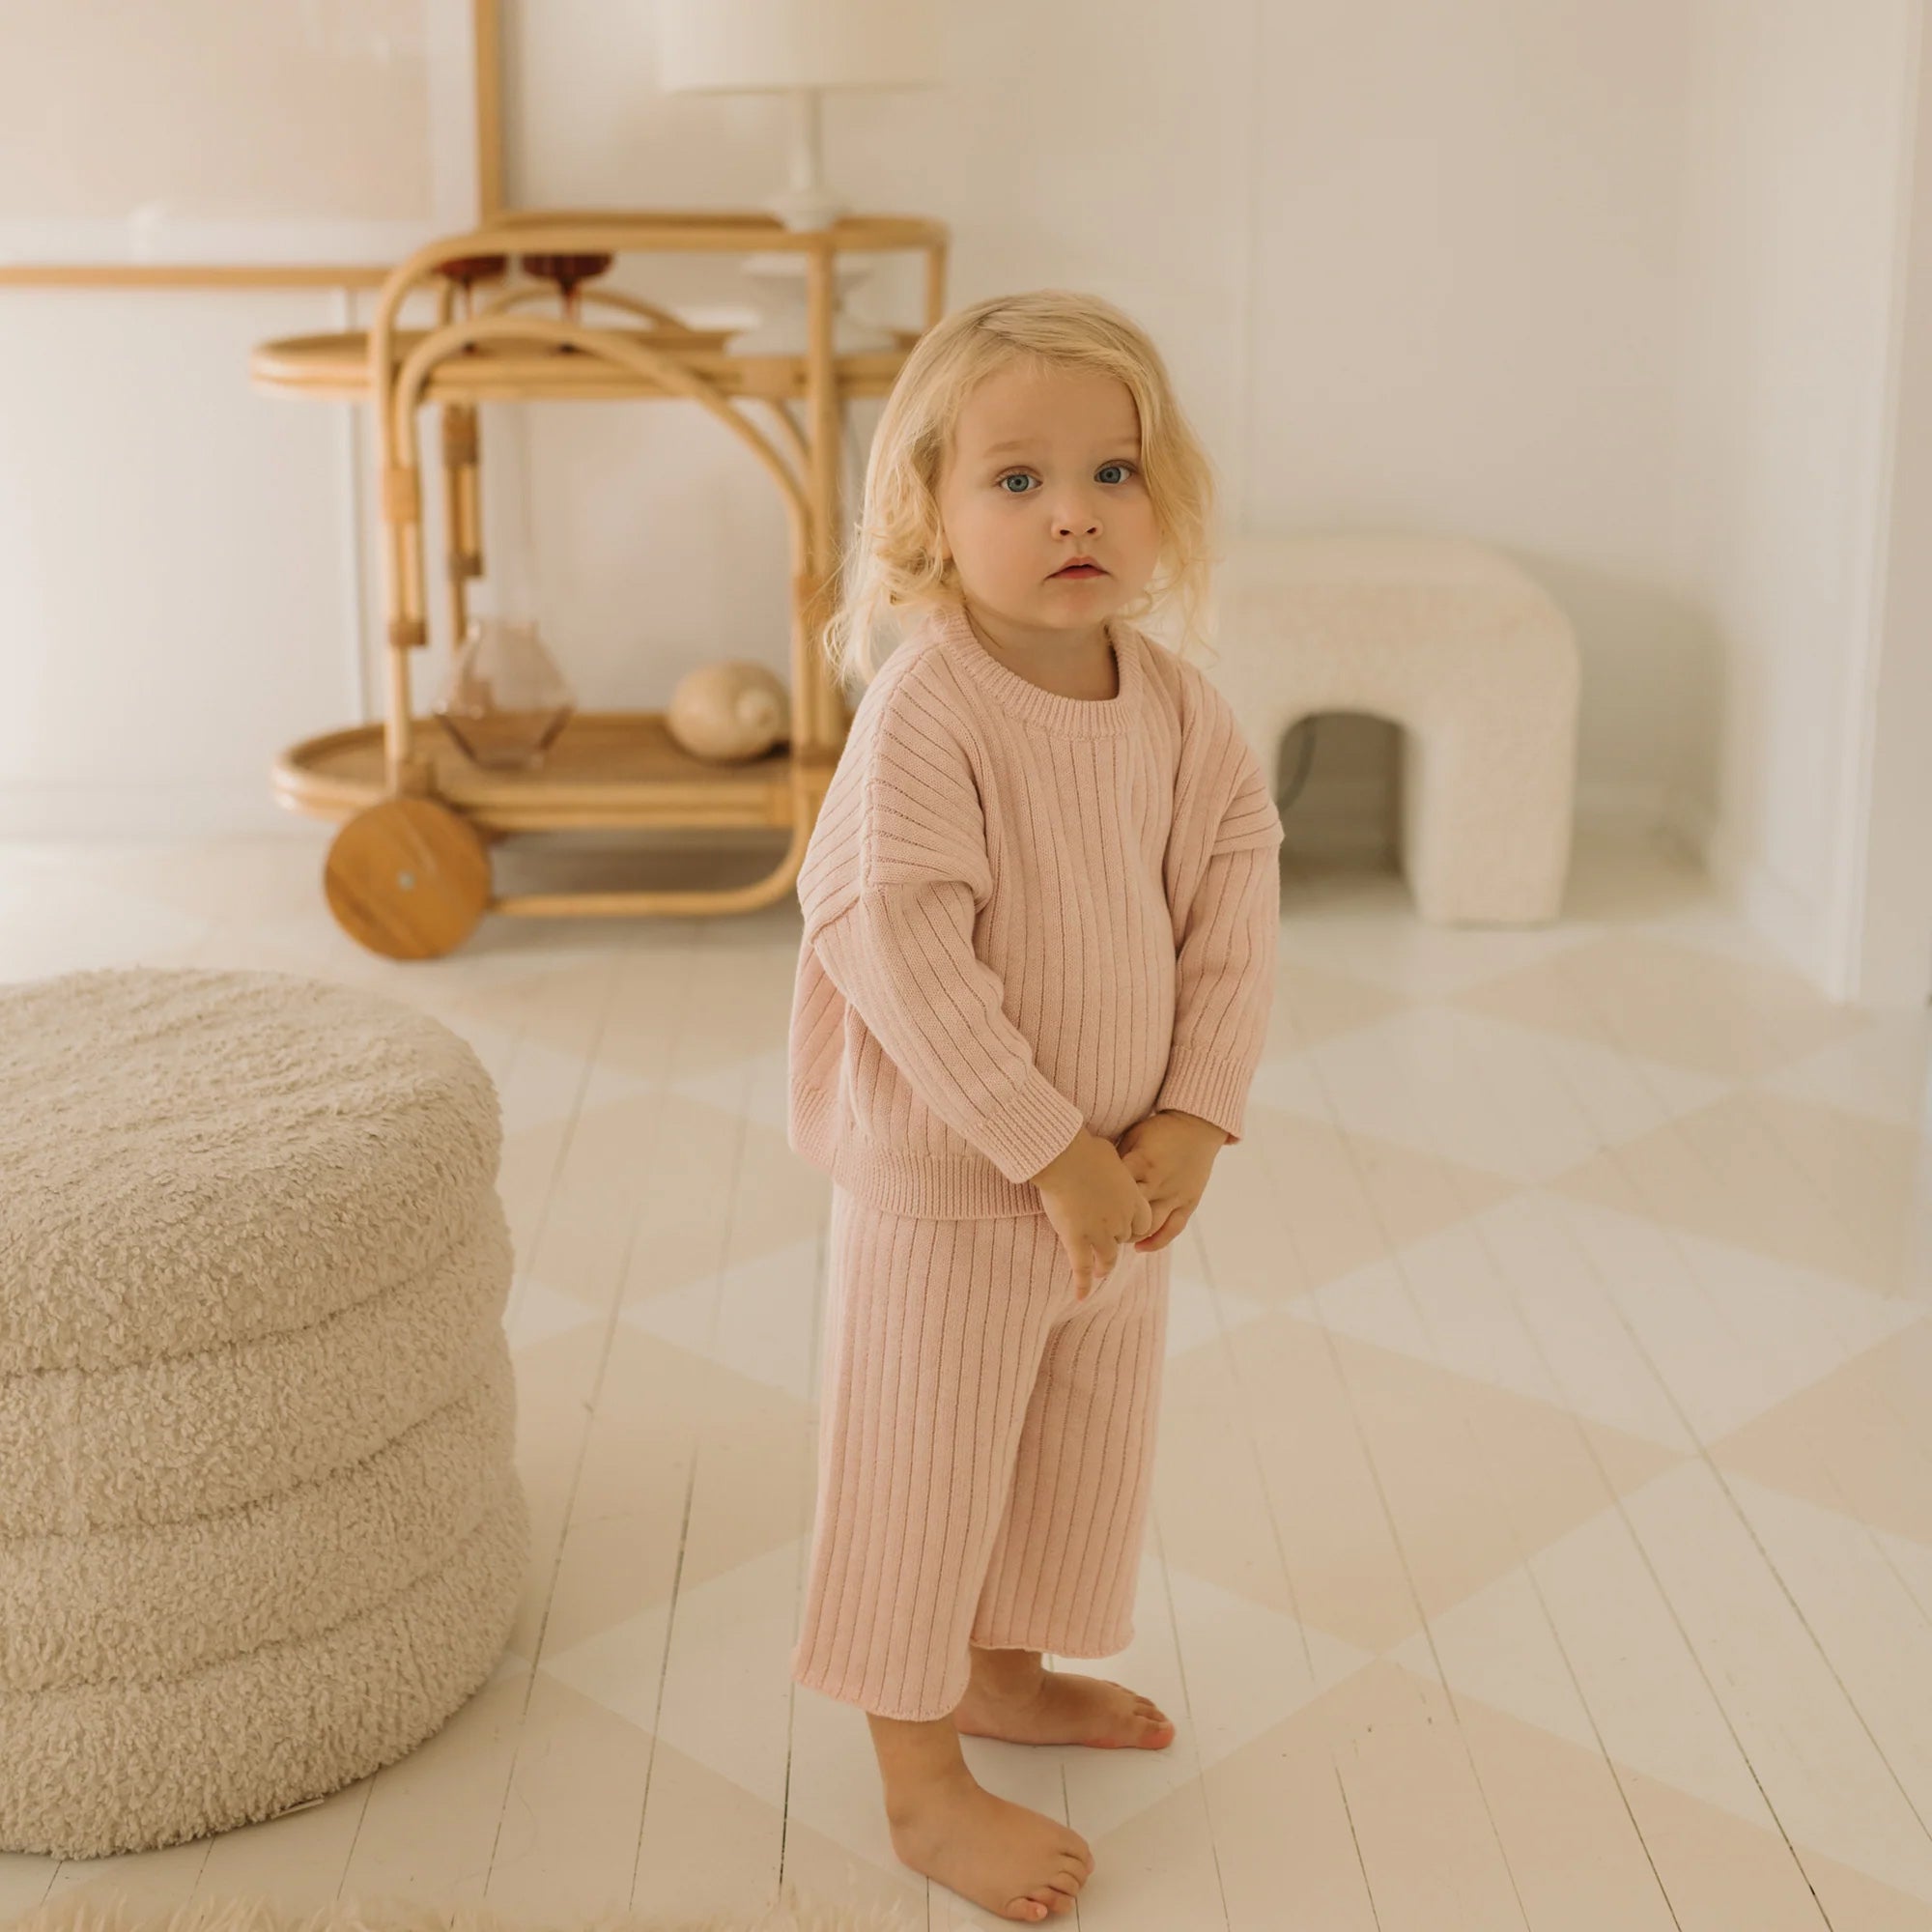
[0,0,500,288]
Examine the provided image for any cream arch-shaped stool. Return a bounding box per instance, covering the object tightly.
[0,967,527,1859]
[1208,534,1581,923]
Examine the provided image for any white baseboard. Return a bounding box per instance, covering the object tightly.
[0,775,1694,853]
[1663,785,1833,992]
[1277,773,1677,862]
[1278,774,1849,1001]
[0,778,1857,1008]
[0,785,310,840]
[1573,778,1678,837]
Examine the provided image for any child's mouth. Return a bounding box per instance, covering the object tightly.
[1053,564,1105,578]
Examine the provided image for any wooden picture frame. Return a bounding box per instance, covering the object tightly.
[0,0,501,290]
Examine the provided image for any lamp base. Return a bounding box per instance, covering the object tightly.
[770,180,847,230]
[727,251,899,355]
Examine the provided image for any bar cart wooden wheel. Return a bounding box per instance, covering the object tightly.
[252,209,949,958]
[323,797,493,960]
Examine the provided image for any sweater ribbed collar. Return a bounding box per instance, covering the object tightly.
[928,595,1143,737]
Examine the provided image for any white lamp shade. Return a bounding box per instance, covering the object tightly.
[657,0,941,94]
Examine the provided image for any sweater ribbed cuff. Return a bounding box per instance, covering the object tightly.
[975,1067,1090,1184]
[1154,1051,1255,1147]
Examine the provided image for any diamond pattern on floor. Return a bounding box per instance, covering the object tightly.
[7,829,1932,1932]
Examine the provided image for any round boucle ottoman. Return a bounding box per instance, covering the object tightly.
[0,966,529,1859]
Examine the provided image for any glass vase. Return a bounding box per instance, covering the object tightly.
[435,617,575,770]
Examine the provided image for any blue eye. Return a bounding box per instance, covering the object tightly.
[996,464,1135,494]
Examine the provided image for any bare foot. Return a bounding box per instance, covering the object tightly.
[888,1767,1094,1922]
[954,1668,1177,1748]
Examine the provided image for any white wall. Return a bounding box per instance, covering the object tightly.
[1849,0,1932,1008]
[0,0,1921,1003]
[1245,0,1698,829]
[498,0,1699,847]
[1665,0,1922,992]
[0,288,365,833]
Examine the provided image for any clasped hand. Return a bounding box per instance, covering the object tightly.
[1031,1109,1228,1300]
[1116,1108,1225,1254]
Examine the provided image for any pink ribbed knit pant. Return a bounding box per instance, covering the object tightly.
[791,1184,1173,1721]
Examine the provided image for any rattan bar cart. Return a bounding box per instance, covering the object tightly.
[253,208,947,959]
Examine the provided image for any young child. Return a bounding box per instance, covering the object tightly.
[783,289,1284,1922]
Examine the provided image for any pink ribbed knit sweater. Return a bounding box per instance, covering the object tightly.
[785,592,1284,1219]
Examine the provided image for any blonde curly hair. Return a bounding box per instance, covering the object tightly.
[821,288,1221,691]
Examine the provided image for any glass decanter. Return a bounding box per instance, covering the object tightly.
[435,617,576,770]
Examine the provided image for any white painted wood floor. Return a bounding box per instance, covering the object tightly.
[4,825,1932,1931]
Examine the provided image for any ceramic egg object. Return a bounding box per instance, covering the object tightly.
[666,659,790,762]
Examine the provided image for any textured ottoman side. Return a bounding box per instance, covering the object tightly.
[0,967,529,1859]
